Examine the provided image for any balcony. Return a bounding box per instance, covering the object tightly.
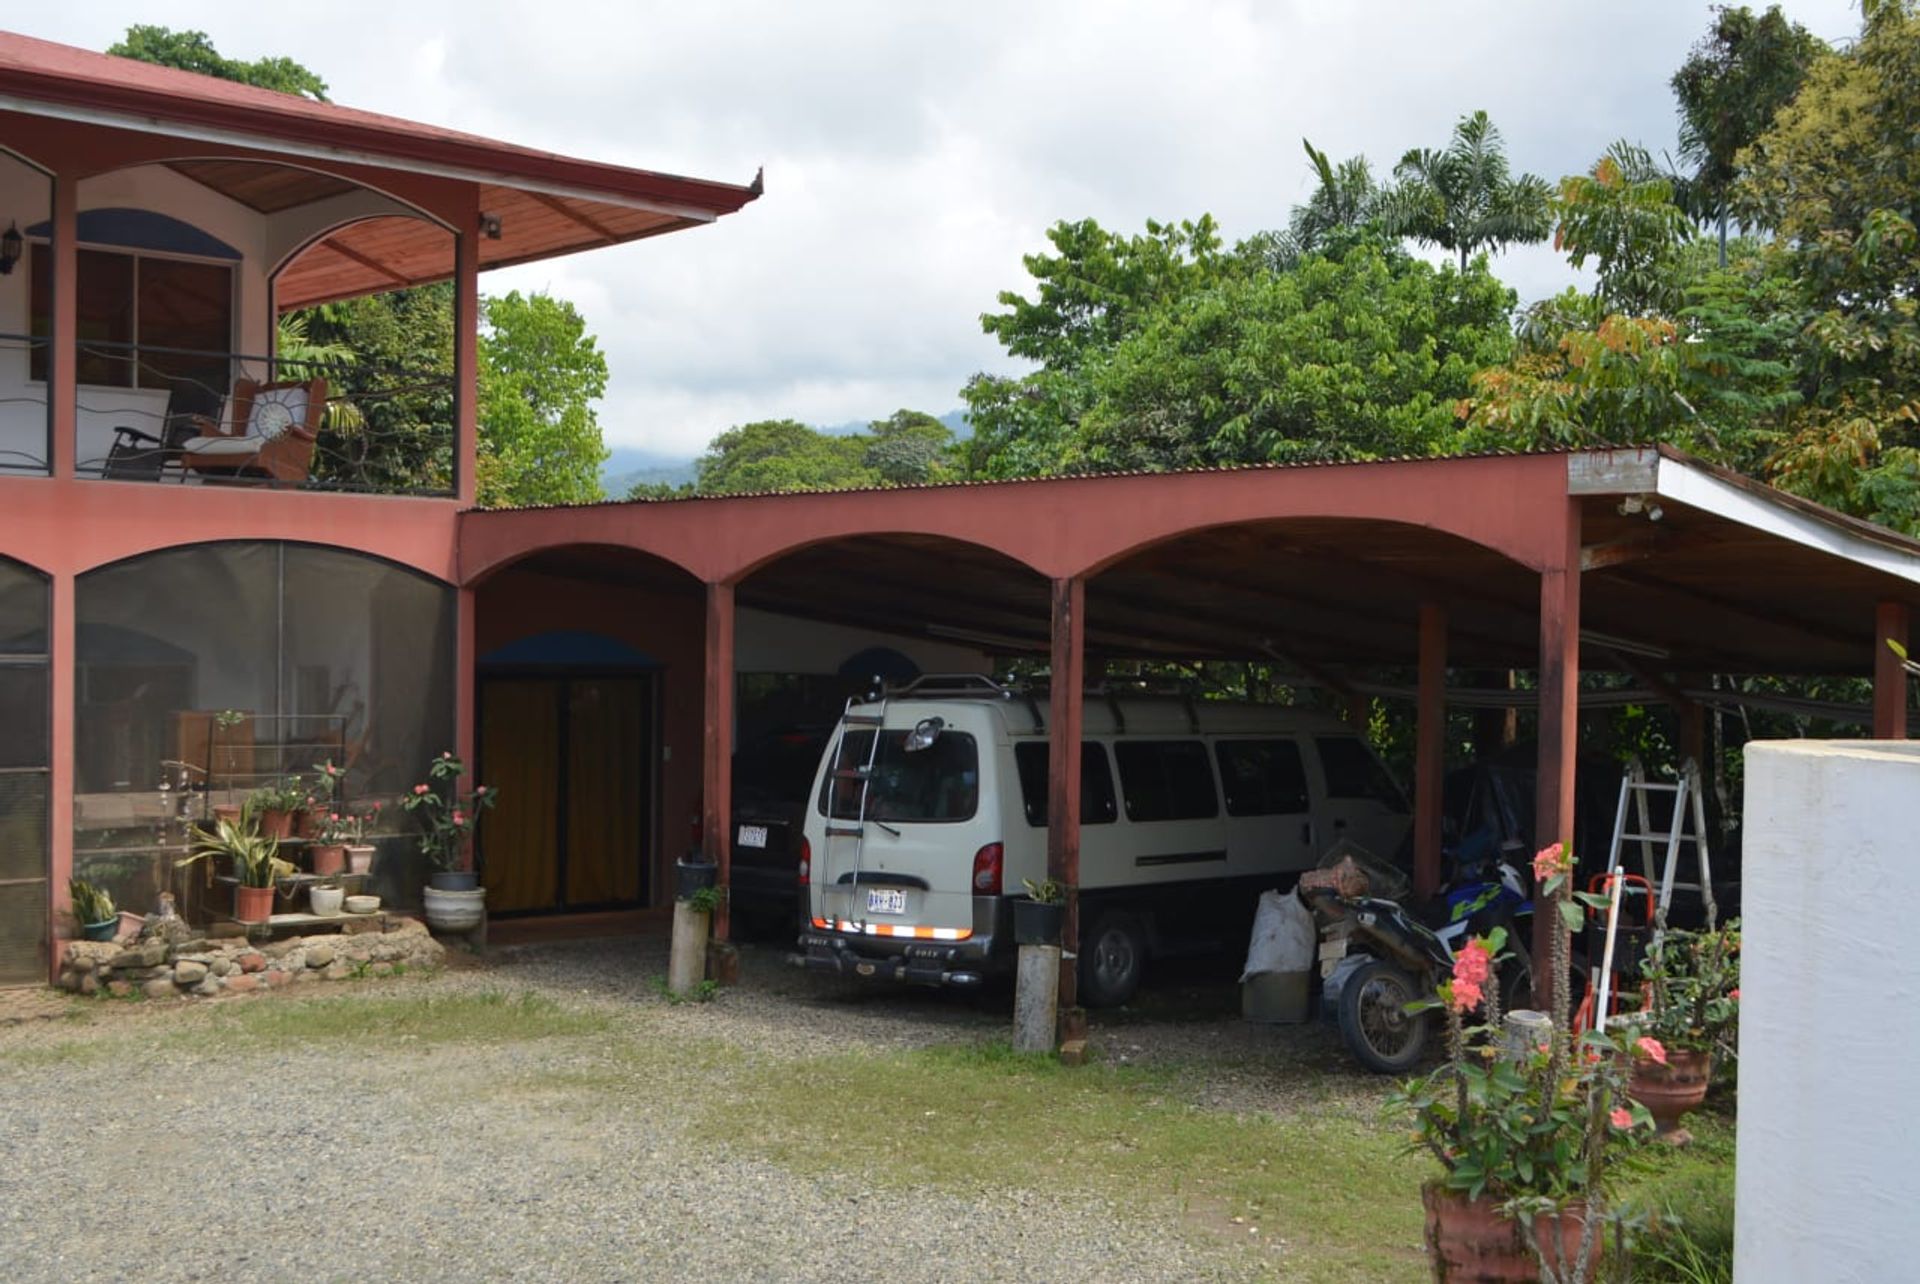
[0,333,455,496]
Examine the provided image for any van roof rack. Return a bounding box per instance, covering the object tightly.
[871,673,1045,731]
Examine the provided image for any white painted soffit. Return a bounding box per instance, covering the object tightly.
[1569,448,1920,589]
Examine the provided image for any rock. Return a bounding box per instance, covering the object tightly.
[173,960,208,986]
[306,944,335,969]
[127,965,170,982]
[237,952,266,974]
[78,973,98,997]
[263,970,292,989]
[165,941,211,963]
[370,962,394,977]
[142,977,175,999]
[108,943,167,969]
[263,940,299,959]
[106,980,131,998]
[56,969,77,993]
[322,960,352,981]
[208,922,248,939]
[192,976,220,997]
[64,941,120,968]
[224,975,259,994]
[293,970,318,984]
[210,958,235,977]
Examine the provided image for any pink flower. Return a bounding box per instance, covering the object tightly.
[328,813,340,822]
[440,751,453,759]
[1730,988,1740,1001]
[1532,842,1570,883]
[1609,1107,1633,1130]
[413,784,430,795]
[452,810,466,826]
[1446,977,1484,1013]
[475,785,488,795]
[1635,1036,1668,1065]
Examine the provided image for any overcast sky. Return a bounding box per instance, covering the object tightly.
[19,2,1867,461]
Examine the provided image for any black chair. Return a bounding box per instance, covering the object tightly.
[104,381,224,480]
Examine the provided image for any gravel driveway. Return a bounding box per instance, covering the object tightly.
[0,933,1382,1283]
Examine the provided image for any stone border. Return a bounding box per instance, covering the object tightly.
[57,918,446,999]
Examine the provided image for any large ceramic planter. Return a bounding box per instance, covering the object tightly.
[1629,1047,1713,1135]
[1013,897,1064,946]
[80,918,119,942]
[233,884,275,924]
[309,844,347,877]
[422,885,486,932]
[428,869,480,892]
[346,845,376,876]
[1422,1184,1593,1283]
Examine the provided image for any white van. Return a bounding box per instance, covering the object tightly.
[794,676,1411,1006]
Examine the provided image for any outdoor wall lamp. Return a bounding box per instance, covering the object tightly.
[478,211,503,240]
[0,222,20,275]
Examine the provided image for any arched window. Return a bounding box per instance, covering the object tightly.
[75,543,453,913]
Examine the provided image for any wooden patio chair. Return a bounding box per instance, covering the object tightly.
[178,376,329,485]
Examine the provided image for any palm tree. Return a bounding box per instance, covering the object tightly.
[1383,110,1554,272]
[1292,138,1382,250]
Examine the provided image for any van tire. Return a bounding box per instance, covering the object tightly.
[1079,909,1147,1008]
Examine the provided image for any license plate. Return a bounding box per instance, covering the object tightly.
[865,888,908,915]
[736,825,768,848]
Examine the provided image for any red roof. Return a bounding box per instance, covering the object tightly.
[0,30,761,216]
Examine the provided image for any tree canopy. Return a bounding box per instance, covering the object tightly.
[477,292,610,508]
[108,25,330,100]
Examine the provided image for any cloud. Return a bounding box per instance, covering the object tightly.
[21,1,1867,456]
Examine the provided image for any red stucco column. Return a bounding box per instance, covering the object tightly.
[453,212,480,508]
[1874,600,1909,740]
[49,174,75,480]
[1047,575,1085,1011]
[703,581,735,939]
[1533,500,1581,1008]
[46,569,73,982]
[1414,603,1446,899]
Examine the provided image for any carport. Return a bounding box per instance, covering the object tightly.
[459,445,1920,1026]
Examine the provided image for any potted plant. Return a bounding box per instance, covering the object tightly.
[69,877,118,941]
[178,816,291,924]
[1391,925,1660,1283]
[248,777,306,841]
[402,752,496,930]
[298,759,345,839]
[1619,921,1740,1137]
[1014,877,1066,946]
[308,802,357,877]
[342,802,382,875]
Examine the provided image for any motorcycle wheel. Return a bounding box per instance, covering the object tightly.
[1337,958,1433,1075]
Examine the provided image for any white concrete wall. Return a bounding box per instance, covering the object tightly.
[1737,739,1920,1283]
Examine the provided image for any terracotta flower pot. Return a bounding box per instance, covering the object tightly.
[1629,1047,1713,1135]
[258,809,295,841]
[1422,1184,1594,1282]
[233,884,274,923]
[346,845,376,876]
[309,844,347,877]
[212,803,242,826]
[294,808,320,840]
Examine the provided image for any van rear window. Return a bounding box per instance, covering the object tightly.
[1013,742,1118,827]
[1113,740,1219,822]
[818,730,979,823]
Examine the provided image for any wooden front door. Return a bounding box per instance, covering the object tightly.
[479,674,654,914]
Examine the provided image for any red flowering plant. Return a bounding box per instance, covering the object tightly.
[316,800,382,845]
[1619,920,1741,1059]
[398,752,498,871]
[1389,899,1662,1280]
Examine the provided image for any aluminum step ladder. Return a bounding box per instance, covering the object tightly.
[819,693,887,929]
[1606,757,1717,935]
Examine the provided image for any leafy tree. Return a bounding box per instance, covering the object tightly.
[1383,111,1555,272]
[1553,143,1697,317]
[694,420,875,495]
[476,292,609,507]
[107,25,330,100]
[862,409,955,484]
[1734,2,1920,531]
[1671,4,1826,265]
[1013,236,1513,473]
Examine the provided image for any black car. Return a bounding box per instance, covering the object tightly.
[728,727,832,939]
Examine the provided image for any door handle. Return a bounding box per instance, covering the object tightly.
[1333,818,1348,831]
[1300,822,1312,845]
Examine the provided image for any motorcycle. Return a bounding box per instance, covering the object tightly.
[1303,845,1535,1074]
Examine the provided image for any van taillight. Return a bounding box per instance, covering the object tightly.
[972,842,1004,895]
[798,836,811,886]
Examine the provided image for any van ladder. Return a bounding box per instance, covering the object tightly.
[823,693,887,928]
[1604,757,1716,936]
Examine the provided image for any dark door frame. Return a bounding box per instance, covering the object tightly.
[475,666,661,916]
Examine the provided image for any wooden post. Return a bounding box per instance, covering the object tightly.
[668,902,710,996]
[453,210,480,507]
[703,581,735,941]
[1414,603,1446,899]
[1533,502,1581,1009]
[49,174,75,479]
[1874,600,1909,740]
[455,585,477,871]
[1047,575,1085,1013]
